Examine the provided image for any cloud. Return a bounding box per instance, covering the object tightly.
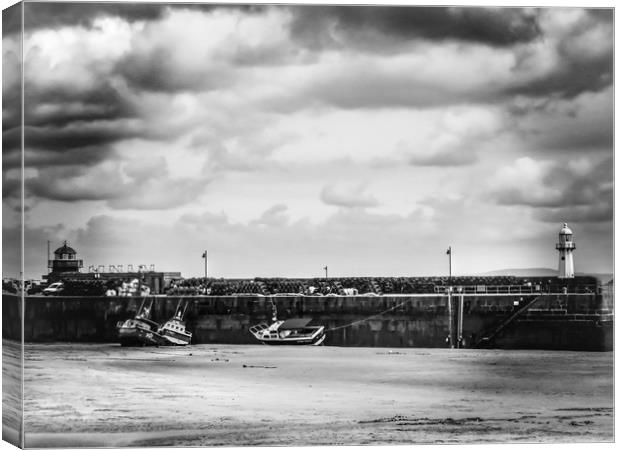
[5,5,612,280]
[250,204,290,227]
[17,3,268,36]
[321,183,379,208]
[26,163,126,202]
[2,2,21,37]
[409,150,478,167]
[507,88,612,154]
[289,6,542,50]
[114,7,296,93]
[20,3,168,34]
[505,9,612,99]
[489,156,612,223]
[2,172,20,200]
[25,158,210,210]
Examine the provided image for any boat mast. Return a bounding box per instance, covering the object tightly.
[175,299,189,320]
[270,298,278,322]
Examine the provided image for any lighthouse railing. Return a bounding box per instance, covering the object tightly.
[433,284,597,295]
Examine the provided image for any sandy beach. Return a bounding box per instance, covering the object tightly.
[20,342,612,447]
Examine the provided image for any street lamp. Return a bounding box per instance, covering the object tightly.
[202,250,208,279]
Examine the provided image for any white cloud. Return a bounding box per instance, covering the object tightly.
[320,183,379,208]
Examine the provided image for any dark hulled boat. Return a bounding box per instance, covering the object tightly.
[117,297,167,346]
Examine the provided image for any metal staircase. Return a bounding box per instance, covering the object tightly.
[474,295,543,348]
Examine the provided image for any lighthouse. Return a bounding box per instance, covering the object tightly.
[556,223,575,278]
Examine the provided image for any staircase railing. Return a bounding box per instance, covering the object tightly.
[474,295,543,348]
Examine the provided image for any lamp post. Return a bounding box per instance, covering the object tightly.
[202,250,208,279]
[324,265,328,279]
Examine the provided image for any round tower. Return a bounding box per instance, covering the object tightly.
[555,223,575,278]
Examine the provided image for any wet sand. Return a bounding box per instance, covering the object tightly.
[2,340,22,446]
[21,342,612,447]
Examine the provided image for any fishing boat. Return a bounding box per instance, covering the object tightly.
[250,318,326,345]
[117,297,167,346]
[158,299,192,346]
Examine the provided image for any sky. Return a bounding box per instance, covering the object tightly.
[1,3,614,279]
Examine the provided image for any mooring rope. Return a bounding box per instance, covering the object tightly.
[325,300,410,332]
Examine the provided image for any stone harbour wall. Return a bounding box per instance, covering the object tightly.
[2,293,612,350]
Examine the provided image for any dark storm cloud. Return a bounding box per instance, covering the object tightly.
[2,3,21,37]
[586,8,613,22]
[19,2,265,34]
[541,158,612,208]
[19,82,141,169]
[533,115,612,152]
[507,9,612,99]
[289,6,542,49]
[507,89,612,154]
[3,5,23,163]
[2,127,20,164]
[24,121,141,152]
[24,157,210,210]
[24,145,118,169]
[493,157,612,224]
[22,2,166,33]
[24,82,137,128]
[26,165,124,202]
[115,47,235,93]
[507,50,612,99]
[2,174,20,200]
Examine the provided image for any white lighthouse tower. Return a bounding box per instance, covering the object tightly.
[556,223,575,278]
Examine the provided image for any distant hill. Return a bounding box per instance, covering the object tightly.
[482,268,559,277]
[481,268,613,283]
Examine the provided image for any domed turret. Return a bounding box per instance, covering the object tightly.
[53,241,77,257]
[559,223,573,235]
[48,241,83,275]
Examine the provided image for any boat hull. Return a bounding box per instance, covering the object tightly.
[160,329,192,346]
[250,322,326,346]
[260,333,326,346]
[118,326,167,347]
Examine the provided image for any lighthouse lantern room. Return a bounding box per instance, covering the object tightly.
[556,223,575,279]
[48,241,83,275]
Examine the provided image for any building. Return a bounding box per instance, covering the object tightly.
[44,241,181,294]
[48,241,83,275]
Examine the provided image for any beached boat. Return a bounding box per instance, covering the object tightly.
[158,299,192,346]
[117,297,167,346]
[250,318,326,345]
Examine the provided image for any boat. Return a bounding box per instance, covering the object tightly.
[250,317,326,345]
[117,297,167,346]
[158,299,192,346]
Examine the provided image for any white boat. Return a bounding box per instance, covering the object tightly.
[158,299,192,346]
[250,318,325,345]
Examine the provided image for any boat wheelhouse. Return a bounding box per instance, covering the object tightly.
[117,297,167,346]
[158,299,192,346]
